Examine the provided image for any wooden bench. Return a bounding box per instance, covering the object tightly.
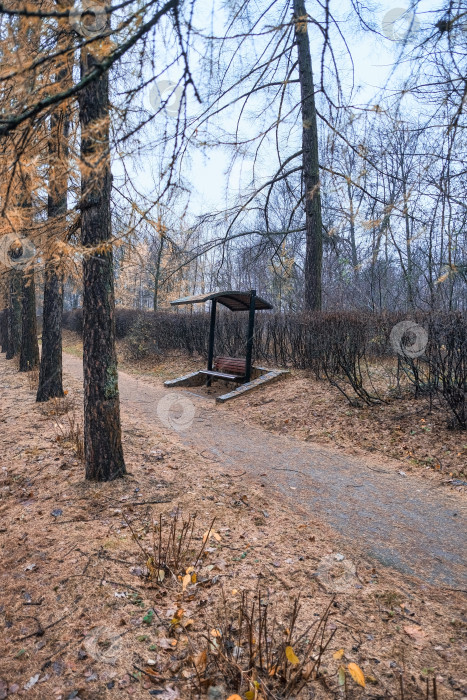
[199,356,247,382]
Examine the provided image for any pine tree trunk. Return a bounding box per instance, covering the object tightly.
[37,261,64,399]
[6,270,22,360]
[37,94,69,401]
[0,310,7,353]
[293,0,323,311]
[19,269,39,371]
[79,46,126,481]
[0,287,8,352]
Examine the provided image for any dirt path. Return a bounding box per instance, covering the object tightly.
[64,354,467,591]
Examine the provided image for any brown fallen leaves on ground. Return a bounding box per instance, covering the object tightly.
[0,355,466,699]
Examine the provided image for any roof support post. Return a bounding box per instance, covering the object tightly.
[206,298,217,386]
[245,289,256,382]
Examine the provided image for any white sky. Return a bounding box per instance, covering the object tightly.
[114,0,440,221]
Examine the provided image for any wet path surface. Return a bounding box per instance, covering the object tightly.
[64,354,467,590]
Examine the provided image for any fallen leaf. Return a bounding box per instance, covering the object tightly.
[285,646,299,665]
[302,660,313,680]
[182,574,191,591]
[226,696,243,700]
[404,625,428,646]
[333,648,344,660]
[192,649,207,674]
[203,529,222,543]
[338,665,346,687]
[144,667,160,678]
[347,662,365,687]
[158,637,175,650]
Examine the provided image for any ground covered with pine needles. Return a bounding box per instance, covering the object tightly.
[1,352,466,699]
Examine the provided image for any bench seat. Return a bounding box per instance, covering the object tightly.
[201,356,247,382]
[199,370,240,381]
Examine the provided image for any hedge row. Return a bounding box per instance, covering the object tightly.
[59,307,467,429]
[63,307,412,364]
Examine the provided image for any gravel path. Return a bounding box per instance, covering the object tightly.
[64,354,467,590]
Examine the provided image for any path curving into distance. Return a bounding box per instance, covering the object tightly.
[64,354,467,590]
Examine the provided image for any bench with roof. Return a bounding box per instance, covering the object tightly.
[170,290,273,384]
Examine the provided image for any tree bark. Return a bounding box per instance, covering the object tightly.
[347,182,359,278]
[17,193,39,373]
[0,309,7,353]
[37,260,64,399]
[37,104,69,400]
[6,270,22,360]
[19,268,39,371]
[153,234,165,311]
[0,286,8,352]
[79,43,126,480]
[293,0,323,311]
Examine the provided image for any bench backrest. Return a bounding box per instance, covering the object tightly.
[214,356,247,376]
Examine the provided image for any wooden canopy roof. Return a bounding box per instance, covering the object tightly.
[170,290,273,312]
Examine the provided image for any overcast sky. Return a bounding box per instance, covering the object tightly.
[114,0,440,223]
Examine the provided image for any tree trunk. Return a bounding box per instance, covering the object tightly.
[19,269,39,371]
[37,261,64,399]
[6,270,22,359]
[0,309,7,353]
[79,44,126,481]
[0,286,8,352]
[153,234,165,311]
[347,182,359,278]
[293,0,323,311]
[37,14,70,401]
[37,116,68,400]
[16,171,39,372]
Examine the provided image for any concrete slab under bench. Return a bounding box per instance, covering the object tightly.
[164,365,288,400]
[215,368,288,402]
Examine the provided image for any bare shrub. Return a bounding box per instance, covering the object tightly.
[124,509,213,586]
[192,591,338,698]
[54,411,84,461]
[39,393,75,417]
[26,366,39,392]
